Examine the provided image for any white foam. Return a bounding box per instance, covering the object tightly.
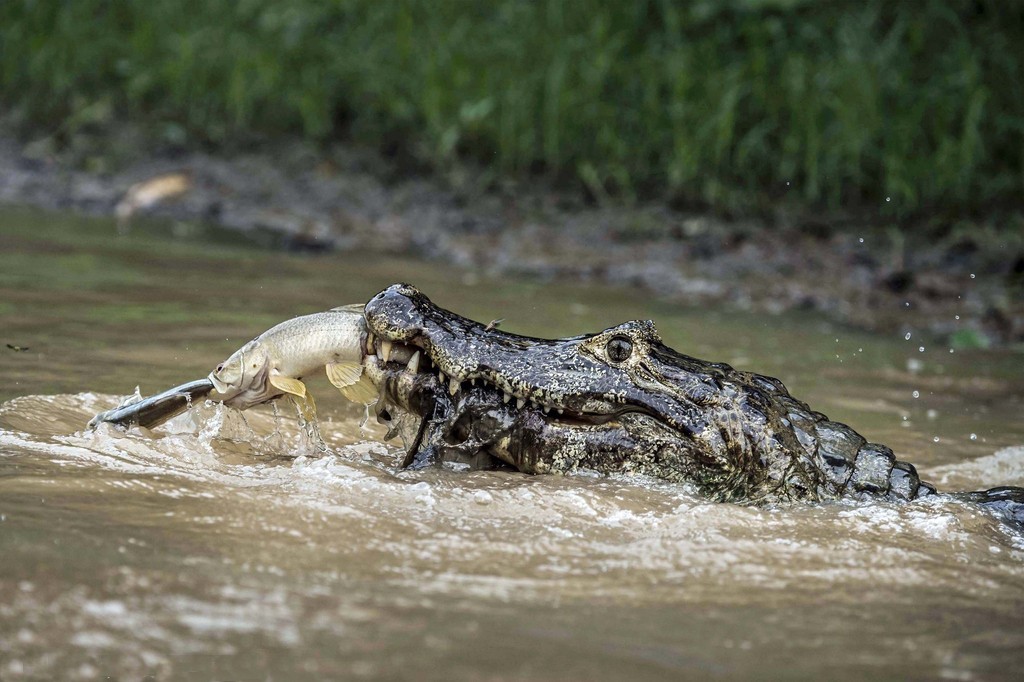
[929,446,1024,489]
[4,392,1024,610]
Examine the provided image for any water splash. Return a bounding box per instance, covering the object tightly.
[3,393,1024,680]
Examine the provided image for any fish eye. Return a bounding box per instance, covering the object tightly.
[216,363,224,373]
[606,336,633,363]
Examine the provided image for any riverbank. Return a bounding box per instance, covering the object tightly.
[2,128,1021,349]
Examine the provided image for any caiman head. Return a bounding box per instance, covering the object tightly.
[361,283,795,498]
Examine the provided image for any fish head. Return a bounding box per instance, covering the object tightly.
[208,340,271,399]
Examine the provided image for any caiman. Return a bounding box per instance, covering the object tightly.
[90,283,1024,520]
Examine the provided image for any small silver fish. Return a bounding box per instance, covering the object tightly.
[88,379,215,430]
[209,304,376,409]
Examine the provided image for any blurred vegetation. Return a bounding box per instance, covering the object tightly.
[2,0,1022,218]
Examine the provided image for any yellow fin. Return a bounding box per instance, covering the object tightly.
[269,374,307,398]
[339,375,378,404]
[326,361,363,388]
[327,362,377,404]
[294,391,318,424]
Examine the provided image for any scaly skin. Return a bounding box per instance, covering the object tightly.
[435,387,935,504]
[364,284,1024,508]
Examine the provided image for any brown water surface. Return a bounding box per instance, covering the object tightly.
[2,206,1023,680]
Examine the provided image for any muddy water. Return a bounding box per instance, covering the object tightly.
[2,206,1024,681]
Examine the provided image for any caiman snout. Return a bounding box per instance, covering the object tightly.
[364,283,430,344]
[363,283,706,433]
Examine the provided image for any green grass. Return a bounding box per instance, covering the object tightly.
[2,0,1022,219]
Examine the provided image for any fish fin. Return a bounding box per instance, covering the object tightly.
[329,303,365,314]
[326,361,362,388]
[326,362,377,404]
[339,375,378,405]
[269,375,307,398]
[294,391,318,424]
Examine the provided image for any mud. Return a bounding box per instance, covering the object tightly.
[2,127,1021,347]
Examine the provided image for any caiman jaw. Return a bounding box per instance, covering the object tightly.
[362,283,655,426]
[362,332,608,423]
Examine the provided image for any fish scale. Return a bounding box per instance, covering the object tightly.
[210,306,375,409]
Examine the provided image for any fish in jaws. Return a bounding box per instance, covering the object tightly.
[209,304,376,411]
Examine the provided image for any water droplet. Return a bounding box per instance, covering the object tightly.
[932,436,940,443]
[969,433,978,441]
[858,348,863,352]
[970,273,976,279]
[904,332,912,340]
[858,237,865,243]
[786,181,790,186]
[912,390,920,398]
[902,415,909,421]
[949,348,955,354]
[886,197,891,202]
[954,315,960,320]
[926,409,938,420]
[918,346,925,352]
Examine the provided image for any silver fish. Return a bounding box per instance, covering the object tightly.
[89,305,378,431]
[209,304,376,410]
[87,379,214,430]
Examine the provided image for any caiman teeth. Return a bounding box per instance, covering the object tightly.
[407,350,421,374]
[449,376,460,396]
[380,340,393,363]
[516,398,526,409]
[366,333,376,355]
[438,369,446,383]
[503,392,512,404]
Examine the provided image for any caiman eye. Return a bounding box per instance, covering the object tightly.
[606,336,633,363]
